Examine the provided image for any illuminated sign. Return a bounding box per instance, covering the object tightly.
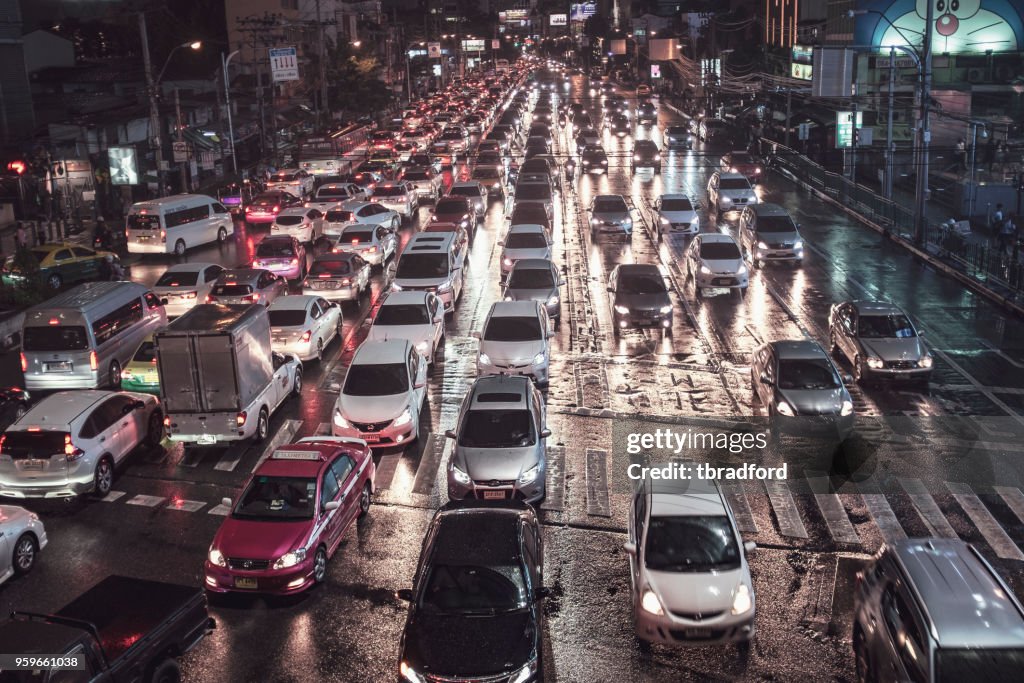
[502,8,530,22]
[550,13,567,26]
[462,39,486,52]
[571,2,597,21]
[836,111,863,149]
[853,0,1023,53]
[651,64,661,78]
[108,147,138,185]
[791,63,812,80]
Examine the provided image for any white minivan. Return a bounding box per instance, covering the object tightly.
[126,194,234,256]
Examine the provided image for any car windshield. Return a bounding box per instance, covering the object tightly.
[344,362,408,395]
[777,358,841,390]
[857,314,916,338]
[256,241,296,257]
[619,273,666,295]
[374,186,407,197]
[397,253,449,279]
[23,326,89,352]
[459,409,535,447]
[404,170,430,180]
[644,515,741,572]
[376,304,430,325]
[275,215,304,226]
[309,259,352,277]
[719,178,752,190]
[661,199,693,212]
[756,216,797,235]
[132,341,156,363]
[515,185,550,200]
[506,233,547,249]
[233,476,316,520]
[668,127,687,135]
[700,241,741,260]
[420,563,528,614]
[473,169,500,180]
[936,648,1024,682]
[155,271,199,287]
[508,268,554,289]
[0,431,71,459]
[484,316,542,341]
[594,198,626,213]
[317,187,349,198]
[268,309,307,327]
[325,210,354,223]
[436,199,467,214]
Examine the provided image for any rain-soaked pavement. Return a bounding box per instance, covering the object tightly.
[3,75,1024,682]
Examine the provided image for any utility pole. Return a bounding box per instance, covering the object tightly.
[885,47,895,199]
[175,88,188,192]
[222,51,239,174]
[784,88,792,147]
[315,0,328,128]
[913,0,935,245]
[139,12,166,196]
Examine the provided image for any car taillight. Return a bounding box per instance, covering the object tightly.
[272,205,280,213]
[246,206,253,213]
[289,258,298,266]
[0,434,5,453]
[339,278,352,286]
[164,415,171,428]
[184,291,198,299]
[366,246,377,253]
[301,330,312,342]
[20,353,27,372]
[160,230,166,243]
[120,369,134,380]
[236,411,247,426]
[65,434,85,461]
[89,350,98,371]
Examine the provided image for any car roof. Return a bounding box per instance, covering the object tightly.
[468,374,531,409]
[162,261,219,273]
[889,539,1024,648]
[594,194,626,202]
[380,291,431,306]
[16,390,114,428]
[617,263,662,277]
[697,233,739,245]
[352,339,410,365]
[276,207,311,217]
[647,477,728,517]
[259,235,296,245]
[313,252,360,263]
[430,507,523,565]
[339,200,372,211]
[450,181,481,189]
[273,168,301,174]
[488,301,540,318]
[747,202,790,217]
[510,258,555,271]
[507,223,546,234]
[253,442,337,478]
[717,172,749,181]
[850,300,906,316]
[635,139,658,147]
[768,340,828,360]
[268,295,315,311]
[660,193,692,202]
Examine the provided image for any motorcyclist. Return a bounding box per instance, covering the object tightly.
[93,216,111,250]
[564,158,576,183]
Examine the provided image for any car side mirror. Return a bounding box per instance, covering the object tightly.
[917,330,926,337]
[444,429,457,439]
[324,500,341,512]
[759,373,773,386]
[558,278,566,286]
[540,428,552,438]
[133,400,146,411]
[497,240,504,246]
[623,542,637,555]
[396,588,414,601]
[843,374,854,384]
[221,497,232,508]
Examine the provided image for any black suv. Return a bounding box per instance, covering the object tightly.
[580,145,609,174]
[397,501,548,683]
[636,101,657,125]
[632,139,661,173]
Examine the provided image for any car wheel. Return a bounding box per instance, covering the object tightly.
[357,482,372,519]
[173,239,187,257]
[150,659,182,683]
[47,273,63,290]
[316,339,324,362]
[109,361,122,389]
[217,227,228,244]
[253,407,270,442]
[292,371,302,397]
[313,546,328,584]
[635,635,652,653]
[737,639,752,660]
[853,356,866,385]
[146,411,164,447]
[93,456,114,497]
[12,533,37,575]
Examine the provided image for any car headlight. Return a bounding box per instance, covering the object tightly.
[614,305,630,315]
[731,583,753,615]
[451,464,471,485]
[518,464,540,485]
[775,400,796,417]
[866,356,884,369]
[509,660,538,683]
[660,216,670,225]
[757,241,769,251]
[840,399,855,417]
[737,264,748,276]
[532,351,546,366]
[633,154,641,161]
[391,283,403,292]
[920,354,933,368]
[640,588,665,615]
[699,265,712,275]
[503,257,513,266]
[437,281,452,293]
[547,295,559,306]
[721,196,732,204]
[393,408,414,427]
[659,305,672,314]
[624,218,633,228]
[208,547,226,567]
[333,408,351,429]
[400,661,427,683]
[478,352,492,366]
[654,155,660,161]
[793,239,804,250]
[273,548,307,570]
[755,167,762,174]
[504,295,515,301]
[591,217,600,225]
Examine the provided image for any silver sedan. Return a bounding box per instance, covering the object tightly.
[0,505,47,584]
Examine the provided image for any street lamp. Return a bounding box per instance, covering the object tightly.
[222,50,240,175]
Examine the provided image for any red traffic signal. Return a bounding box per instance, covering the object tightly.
[6,160,27,175]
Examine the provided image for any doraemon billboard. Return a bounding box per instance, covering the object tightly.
[853,0,1024,53]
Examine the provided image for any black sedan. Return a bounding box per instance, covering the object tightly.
[580,146,609,174]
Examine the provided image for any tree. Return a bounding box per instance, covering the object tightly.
[306,39,396,120]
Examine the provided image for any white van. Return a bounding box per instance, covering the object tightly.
[126,194,234,256]
[21,282,168,391]
[392,233,464,313]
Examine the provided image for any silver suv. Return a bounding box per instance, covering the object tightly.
[854,539,1024,683]
[445,375,549,504]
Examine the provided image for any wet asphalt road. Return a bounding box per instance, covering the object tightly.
[3,76,1024,682]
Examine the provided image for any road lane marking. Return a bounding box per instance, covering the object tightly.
[213,442,251,472]
[995,487,1024,526]
[100,491,126,502]
[898,478,958,538]
[208,503,231,516]
[412,432,445,496]
[945,482,1024,560]
[929,348,1024,426]
[806,473,860,545]
[166,499,206,513]
[720,483,759,534]
[585,448,611,517]
[125,494,165,507]
[763,480,809,538]
[540,446,566,512]
[315,422,330,436]
[861,493,907,544]
[249,419,303,473]
[374,454,401,491]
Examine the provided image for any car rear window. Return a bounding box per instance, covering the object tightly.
[436,198,468,213]
[310,260,352,277]
[127,214,161,231]
[23,326,89,352]
[213,284,252,296]
[0,431,70,459]
[133,340,156,363]
[341,228,374,243]
[317,187,350,198]
[374,186,407,197]
[515,185,551,200]
[326,210,354,223]
[256,241,296,257]
[275,215,304,226]
[268,310,307,327]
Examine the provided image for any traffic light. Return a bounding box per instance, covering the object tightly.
[6,160,26,175]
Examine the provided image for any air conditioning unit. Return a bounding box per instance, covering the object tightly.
[967,68,985,83]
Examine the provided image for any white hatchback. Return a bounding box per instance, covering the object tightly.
[271,207,324,243]
[151,262,225,317]
[367,291,446,367]
[268,295,343,362]
[499,224,553,275]
[684,233,749,298]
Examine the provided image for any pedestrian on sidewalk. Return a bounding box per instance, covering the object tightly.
[955,138,967,175]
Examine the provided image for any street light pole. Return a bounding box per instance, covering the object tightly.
[913,0,935,245]
[885,46,895,199]
[139,12,166,197]
[222,50,239,175]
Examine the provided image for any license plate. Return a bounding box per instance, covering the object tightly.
[234,577,258,589]
[712,278,734,286]
[137,236,150,242]
[686,628,712,638]
[360,433,381,443]
[197,434,217,445]
[20,460,44,471]
[46,361,71,372]
[482,490,506,500]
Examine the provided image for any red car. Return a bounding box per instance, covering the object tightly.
[719,151,764,181]
[204,436,376,594]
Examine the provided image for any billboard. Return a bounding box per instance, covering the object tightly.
[462,39,486,52]
[610,39,627,55]
[852,0,1023,53]
[570,2,597,21]
[648,38,679,61]
[501,8,530,22]
[108,147,139,185]
[550,13,567,26]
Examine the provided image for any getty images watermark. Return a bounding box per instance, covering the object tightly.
[624,427,788,481]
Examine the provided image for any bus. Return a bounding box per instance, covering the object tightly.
[297,125,370,177]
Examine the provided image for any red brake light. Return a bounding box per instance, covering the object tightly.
[20,353,27,372]
[246,206,253,213]
[272,205,280,213]
[301,330,312,342]
[89,350,98,372]
[289,259,298,266]
[65,434,85,461]
[236,411,247,426]
[49,318,60,325]
[160,230,166,243]
[163,415,171,428]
